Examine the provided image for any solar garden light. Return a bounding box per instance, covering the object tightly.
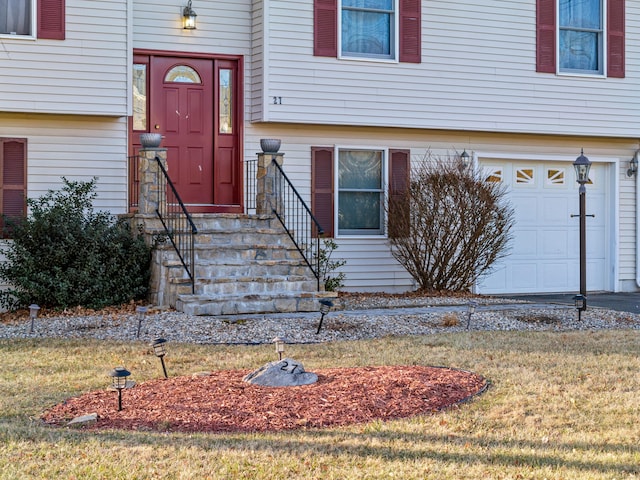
[466,300,478,330]
[110,366,131,411]
[28,304,40,334]
[273,336,286,360]
[316,299,334,334]
[151,338,169,378]
[136,305,148,338]
[573,294,587,321]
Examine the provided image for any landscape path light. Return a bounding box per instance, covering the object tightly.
[136,306,148,338]
[110,366,131,411]
[316,299,334,334]
[466,300,478,330]
[28,304,40,334]
[273,336,286,360]
[151,338,169,378]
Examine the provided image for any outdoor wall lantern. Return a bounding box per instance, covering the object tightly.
[459,149,471,170]
[316,299,334,334]
[627,150,639,177]
[572,149,592,321]
[466,300,478,330]
[28,304,40,334]
[273,336,286,360]
[110,366,131,411]
[182,0,197,29]
[151,338,169,378]
[136,306,148,338]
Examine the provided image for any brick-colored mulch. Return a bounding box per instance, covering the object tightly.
[42,365,488,433]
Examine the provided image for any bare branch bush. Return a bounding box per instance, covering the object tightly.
[387,152,514,292]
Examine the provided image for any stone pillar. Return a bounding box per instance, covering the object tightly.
[256,152,284,215]
[138,148,167,216]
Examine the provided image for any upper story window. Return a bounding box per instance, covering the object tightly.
[314,0,420,63]
[0,0,65,40]
[536,0,624,78]
[1,0,32,35]
[341,0,395,60]
[559,0,603,74]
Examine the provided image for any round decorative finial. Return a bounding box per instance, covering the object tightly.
[260,138,281,153]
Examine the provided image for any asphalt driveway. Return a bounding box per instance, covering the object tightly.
[500,292,640,314]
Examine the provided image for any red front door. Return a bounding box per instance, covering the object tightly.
[130,53,242,213]
[151,57,214,208]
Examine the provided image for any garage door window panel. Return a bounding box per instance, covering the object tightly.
[546,168,566,186]
[515,167,535,186]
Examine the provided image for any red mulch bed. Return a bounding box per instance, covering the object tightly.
[42,365,488,433]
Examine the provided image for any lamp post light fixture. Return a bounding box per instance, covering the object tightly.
[273,336,286,360]
[466,300,478,330]
[28,304,40,333]
[136,306,148,338]
[182,0,197,29]
[151,338,169,378]
[572,149,592,320]
[316,299,334,334]
[110,366,131,411]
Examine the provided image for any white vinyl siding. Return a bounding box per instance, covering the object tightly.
[243,123,637,293]
[132,0,252,54]
[259,0,640,138]
[0,113,128,213]
[0,0,128,116]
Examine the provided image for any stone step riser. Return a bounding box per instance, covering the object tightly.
[176,296,325,316]
[194,264,310,278]
[196,280,319,297]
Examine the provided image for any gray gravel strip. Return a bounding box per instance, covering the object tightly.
[1,299,638,345]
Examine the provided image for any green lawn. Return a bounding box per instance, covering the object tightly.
[1,330,639,479]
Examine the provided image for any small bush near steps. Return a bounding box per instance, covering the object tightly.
[0,178,151,311]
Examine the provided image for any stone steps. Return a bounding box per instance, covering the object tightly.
[146,213,331,315]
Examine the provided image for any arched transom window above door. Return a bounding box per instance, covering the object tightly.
[164,65,202,83]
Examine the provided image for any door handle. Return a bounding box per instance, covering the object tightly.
[154,124,160,130]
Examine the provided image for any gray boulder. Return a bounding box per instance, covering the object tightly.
[243,358,318,387]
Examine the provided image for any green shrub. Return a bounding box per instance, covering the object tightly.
[317,238,346,292]
[0,178,151,310]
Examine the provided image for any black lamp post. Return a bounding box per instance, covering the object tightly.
[316,299,334,334]
[110,366,131,411]
[151,338,169,378]
[572,149,592,320]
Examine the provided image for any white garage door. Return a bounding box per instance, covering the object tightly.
[476,160,610,295]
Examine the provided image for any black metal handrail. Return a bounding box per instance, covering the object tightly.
[271,159,324,289]
[128,155,140,212]
[244,158,257,214]
[155,156,198,293]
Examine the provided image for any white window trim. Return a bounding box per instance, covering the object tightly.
[334,145,389,239]
[337,0,399,63]
[556,0,607,77]
[0,0,36,39]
